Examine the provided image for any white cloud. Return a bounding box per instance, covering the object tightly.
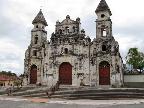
[0,0,144,74]
[0,38,24,74]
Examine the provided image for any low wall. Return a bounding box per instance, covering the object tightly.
[124,74,144,88]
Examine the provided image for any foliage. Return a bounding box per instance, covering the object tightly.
[14,79,22,88]
[0,71,17,77]
[126,48,144,72]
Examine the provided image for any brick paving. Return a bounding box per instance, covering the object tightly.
[26,97,48,103]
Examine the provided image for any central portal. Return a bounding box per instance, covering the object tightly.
[59,62,72,85]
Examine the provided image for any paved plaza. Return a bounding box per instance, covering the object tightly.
[0,96,144,108]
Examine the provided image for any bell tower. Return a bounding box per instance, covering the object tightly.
[93,0,123,87]
[95,0,112,38]
[30,9,48,60]
[24,9,48,85]
[31,9,48,47]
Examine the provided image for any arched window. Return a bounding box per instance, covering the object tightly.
[59,39,62,44]
[102,45,106,51]
[36,25,38,28]
[58,29,62,34]
[116,65,120,73]
[64,48,68,54]
[33,50,37,56]
[75,38,77,42]
[73,26,75,32]
[101,25,106,36]
[102,29,106,36]
[65,26,69,33]
[34,37,38,44]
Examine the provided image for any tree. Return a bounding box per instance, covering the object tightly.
[14,79,22,88]
[126,48,144,72]
[137,52,144,72]
[0,71,17,77]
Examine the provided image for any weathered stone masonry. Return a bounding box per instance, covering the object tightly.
[23,0,124,88]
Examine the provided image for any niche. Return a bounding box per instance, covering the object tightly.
[102,45,106,51]
[33,50,37,56]
[34,37,38,44]
[64,48,68,54]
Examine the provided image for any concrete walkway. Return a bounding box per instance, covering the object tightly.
[1,96,144,106]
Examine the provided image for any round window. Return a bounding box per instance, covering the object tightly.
[101,14,105,18]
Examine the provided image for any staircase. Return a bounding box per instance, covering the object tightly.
[9,85,144,99]
[12,86,49,97]
[11,81,60,97]
[48,86,144,99]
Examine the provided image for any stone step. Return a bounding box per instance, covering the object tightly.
[12,87,49,96]
[19,89,144,100]
[55,88,144,95]
[37,93,144,100]
[53,91,144,96]
[12,85,47,93]
[11,86,144,99]
[51,92,144,100]
[61,95,144,100]
[22,91,144,97]
[12,85,78,96]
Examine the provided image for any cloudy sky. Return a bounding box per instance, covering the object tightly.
[0,0,144,75]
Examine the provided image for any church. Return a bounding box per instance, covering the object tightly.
[23,0,124,88]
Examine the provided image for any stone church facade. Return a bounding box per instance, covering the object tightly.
[23,0,124,88]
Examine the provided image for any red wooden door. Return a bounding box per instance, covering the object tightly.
[30,65,37,84]
[99,62,110,85]
[59,63,72,85]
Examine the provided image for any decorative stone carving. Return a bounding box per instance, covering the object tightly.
[23,1,124,88]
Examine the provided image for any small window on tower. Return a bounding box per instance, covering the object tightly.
[101,14,105,18]
[73,26,75,32]
[103,30,106,36]
[33,50,37,56]
[64,48,68,54]
[75,38,77,42]
[102,45,106,51]
[58,29,62,34]
[101,26,107,37]
[42,43,45,48]
[36,25,38,28]
[35,37,38,44]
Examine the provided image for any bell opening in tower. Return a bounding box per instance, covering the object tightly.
[101,28,106,37]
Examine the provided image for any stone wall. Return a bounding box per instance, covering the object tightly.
[124,75,144,88]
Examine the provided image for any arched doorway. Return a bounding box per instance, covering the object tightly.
[99,61,110,85]
[59,62,72,85]
[30,65,37,84]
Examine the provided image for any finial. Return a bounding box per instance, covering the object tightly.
[40,0,43,11]
[66,15,70,19]
[76,17,80,22]
[40,5,43,11]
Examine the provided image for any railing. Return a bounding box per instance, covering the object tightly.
[46,81,60,98]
